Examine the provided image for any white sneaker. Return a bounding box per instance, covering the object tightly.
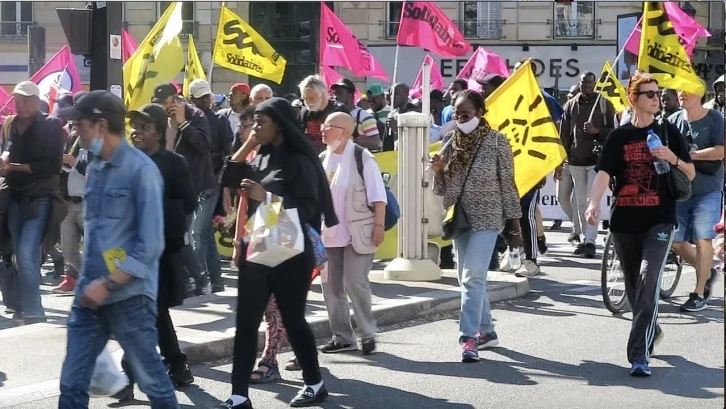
[499,250,512,272]
[515,260,540,277]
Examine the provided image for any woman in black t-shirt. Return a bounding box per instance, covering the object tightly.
[585,71,695,377]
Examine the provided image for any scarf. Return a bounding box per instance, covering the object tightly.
[444,119,491,180]
[320,140,354,241]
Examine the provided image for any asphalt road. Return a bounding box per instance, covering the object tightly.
[3,230,724,409]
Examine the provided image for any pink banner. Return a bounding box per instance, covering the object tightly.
[396,1,471,58]
[320,3,389,81]
[319,66,361,102]
[0,86,12,123]
[409,54,444,98]
[122,29,139,64]
[624,3,710,57]
[456,47,510,91]
[0,45,82,117]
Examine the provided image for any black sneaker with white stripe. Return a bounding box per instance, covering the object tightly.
[320,340,356,353]
[680,292,707,312]
[218,398,252,408]
[290,384,328,407]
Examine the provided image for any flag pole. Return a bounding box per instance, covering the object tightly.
[588,39,628,122]
[208,2,224,84]
[391,44,400,107]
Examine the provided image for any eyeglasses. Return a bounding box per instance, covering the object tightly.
[452,112,475,122]
[320,124,345,132]
[636,90,660,99]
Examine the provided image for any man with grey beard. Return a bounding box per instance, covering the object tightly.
[298,75,348,154]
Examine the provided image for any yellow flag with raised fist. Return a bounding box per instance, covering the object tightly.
[484,60,567,196]
[596,60,629,112]
[212,6,287,84]
[638,1,706,96]
[123,2,184,111]
[183,35,206,97]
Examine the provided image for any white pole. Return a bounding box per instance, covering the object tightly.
[391,44,400,107]
[422,60,431,118]
[589,43,628,121]
[207,57,215,84]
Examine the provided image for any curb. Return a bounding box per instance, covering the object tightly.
[182,276,530,365]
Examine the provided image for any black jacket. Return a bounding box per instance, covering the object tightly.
[202,107,234,177]
[172,104,216,196]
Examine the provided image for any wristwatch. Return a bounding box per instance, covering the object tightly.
[104,276,121,292]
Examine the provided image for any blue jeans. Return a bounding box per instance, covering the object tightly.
[59,295,179,409]
[7,197,51,317]
[192,186,222,287]
[674,191,723,242]
[452,229,499,339]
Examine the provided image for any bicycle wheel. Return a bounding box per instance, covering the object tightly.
[659,251,683,298]
[601,233,628,313]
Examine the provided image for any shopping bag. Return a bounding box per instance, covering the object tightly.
[89,347,129,398]
[246,199,304,267]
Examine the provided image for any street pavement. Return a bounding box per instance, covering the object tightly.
[1,226,724,408]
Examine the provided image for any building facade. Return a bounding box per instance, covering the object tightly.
[0,1,723,94]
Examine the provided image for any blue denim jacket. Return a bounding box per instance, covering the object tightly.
[75,140,165,305]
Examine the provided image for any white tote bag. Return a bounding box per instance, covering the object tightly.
[246,196,304,267]
[89,347,129,398]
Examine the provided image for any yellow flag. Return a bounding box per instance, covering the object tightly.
[123,2,185,111]
[485,60,567,196]
[637,1,706,96]
[596,60,629,113]
[183,35,206,97]
[212,6,287,84]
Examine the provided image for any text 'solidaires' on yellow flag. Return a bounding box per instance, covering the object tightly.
[183,35,206,97]
[123,2,185,111]
[637,1,706,96]
[212,6,287,84]
[484,60,567,197]
[596,60,629,112]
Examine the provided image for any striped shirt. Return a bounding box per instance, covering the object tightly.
[351,107,379,138]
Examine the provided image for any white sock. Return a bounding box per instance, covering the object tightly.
[305,381,324,394]
[230,395,248,406]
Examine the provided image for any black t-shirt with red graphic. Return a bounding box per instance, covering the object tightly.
[597,121,691,234]
[299,101,349,154]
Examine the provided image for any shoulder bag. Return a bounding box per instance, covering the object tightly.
[661,120,692,202]
[441,135,487,241]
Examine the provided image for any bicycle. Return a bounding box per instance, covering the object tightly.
[601,231,684,313]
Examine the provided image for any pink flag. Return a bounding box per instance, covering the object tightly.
[319,66,361,102]
[456,47,510,91]
[122,29,138,64]
[396,1,471,58]
[0,86,12,123]
[320,3,389,81]
[623,4,710,57]
[409,54,444,98]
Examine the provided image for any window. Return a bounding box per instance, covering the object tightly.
[553,1,595,39]
[460,2,502,39]
[158,2,195,36]
[707,1,724,46]
[386,1,403,39]
[0,1,32,39]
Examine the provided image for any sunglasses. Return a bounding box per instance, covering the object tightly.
[320,124,345,132]
[636,90,660,99]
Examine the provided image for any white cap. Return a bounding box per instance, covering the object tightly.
[12,80,40,98]
[189,79,212,99]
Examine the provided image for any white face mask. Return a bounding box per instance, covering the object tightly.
[457,117,480,134]
[326,137,343,152]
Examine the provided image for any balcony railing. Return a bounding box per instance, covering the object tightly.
[455,19,504,39]
[707,28,724,47]
[552,19,595,39]
[0,21,32,39]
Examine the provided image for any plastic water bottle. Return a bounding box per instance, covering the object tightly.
[509,247,522,270]
[646,129,671,175]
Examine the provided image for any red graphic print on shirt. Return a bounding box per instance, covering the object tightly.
[305,119,325,152]
[617,140,660,207]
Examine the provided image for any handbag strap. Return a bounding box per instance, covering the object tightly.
[456,132,488,201]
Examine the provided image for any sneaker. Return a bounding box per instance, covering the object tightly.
[52,275,77,294]
[582,243,596,259]
[537,236,548,256]
[219,398,253,408]
[320,340,357,354]
[630,361,651,377]
[548,220,562,231]
[680,292,707,312]
[574,242,585,255]
[361,338,376,355]
[476,332,499,349]
[4,306,15,314]
[169,364,194,387]
[211,285,226,294]
[568,233,582,245]
[515,260,540,277]
[460,337,478,363]
[704,268,719,302]
[112,383,135,401]
[195,278,211,296]
[290,384,328,407]
[499,250,512,272]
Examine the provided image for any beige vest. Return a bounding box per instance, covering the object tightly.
[346,148,377,255]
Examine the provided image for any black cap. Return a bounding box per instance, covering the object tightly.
[56,92,74,109]
[128,103,168,131]
[58,90,127,122]
[73,91,88,104]
[331,79,356,93]
[151,82,178,103]
[476,74,506,88]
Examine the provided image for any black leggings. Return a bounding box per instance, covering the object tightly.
[231,248,320,397]
[520,188,539,262]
